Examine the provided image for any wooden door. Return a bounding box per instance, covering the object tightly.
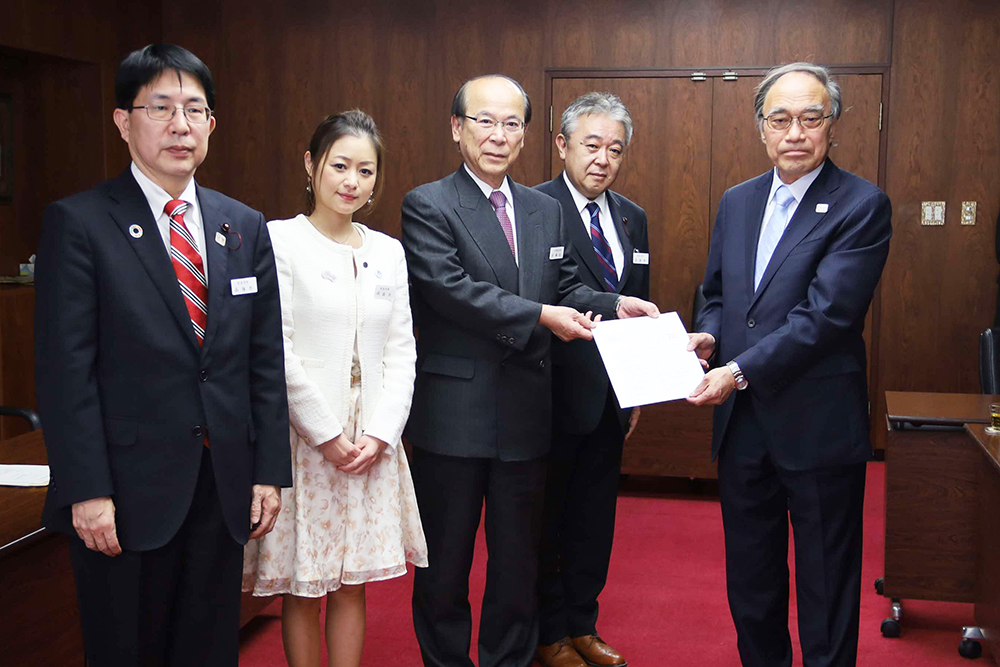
[550,76,717,477]
[708,73,884,433]
[549,72,884,478]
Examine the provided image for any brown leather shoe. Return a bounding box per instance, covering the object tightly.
[570,635,627,667]
[536,637,588,667]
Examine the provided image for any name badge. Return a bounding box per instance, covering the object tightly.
[374,285,393,300]
[549,246,565,260]
[633,251,650,265]
[231,276,258,296]
[816,203,830,213]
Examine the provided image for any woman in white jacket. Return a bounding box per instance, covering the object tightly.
[243,110,427,667]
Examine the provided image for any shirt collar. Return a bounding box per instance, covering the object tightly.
[768,160,825,205]
[562,171,608,215]
[131,162,198,221]
[463,163,513,207]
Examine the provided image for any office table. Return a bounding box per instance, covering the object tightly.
[882,391,1000,661]
[0,429,275,665]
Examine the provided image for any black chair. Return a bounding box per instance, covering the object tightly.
[0,406,41,431]
[980,328,1000,394]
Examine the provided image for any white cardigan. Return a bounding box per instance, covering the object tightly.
[267,215,416,450]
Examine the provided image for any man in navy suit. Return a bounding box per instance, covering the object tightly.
[34,44,291,666]
[688,63,891,667]
[534,92,648,667]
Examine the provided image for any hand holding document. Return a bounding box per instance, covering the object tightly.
[0,464,50,487]
[592,311,705,408]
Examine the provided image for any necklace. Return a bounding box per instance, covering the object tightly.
[308,216,355,245]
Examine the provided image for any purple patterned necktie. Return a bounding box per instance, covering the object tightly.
[489,190,516,257]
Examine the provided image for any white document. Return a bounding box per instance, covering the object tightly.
[0,464,50,487]
[592,311,705,408]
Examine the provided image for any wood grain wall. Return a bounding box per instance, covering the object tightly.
[0,0,163,273]
[163,0,895,239]
[162,0,996,465]
[874,0,1000,448]
[5,0,997,470]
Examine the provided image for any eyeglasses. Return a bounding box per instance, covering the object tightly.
[763,112,833,132]
[131,104,213,124]
[464,115,525,134]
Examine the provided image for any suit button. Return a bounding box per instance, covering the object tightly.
[509,337,515,345]
[200,369,208,382]
[192,425,204,437]
[747,318,756,328]
[539,360,545,368]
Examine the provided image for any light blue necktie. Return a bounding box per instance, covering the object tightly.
[754,185,796,289]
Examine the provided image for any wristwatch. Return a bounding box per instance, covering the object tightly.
[726,360,748,391]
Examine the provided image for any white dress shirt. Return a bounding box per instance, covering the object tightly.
[131,162,208,279]
[464,163,519,265]
[760,161,825,241]
[562,171,624,279]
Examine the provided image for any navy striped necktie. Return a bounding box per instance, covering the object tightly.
[587,201,617,292]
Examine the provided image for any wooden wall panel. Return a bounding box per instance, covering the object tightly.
[544,0,892,70]
[0,4,162,268]
[875,0,1000,449]
[165,0,894,244]
[140,0,993,475]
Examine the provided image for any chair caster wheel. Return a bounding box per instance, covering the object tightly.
[959,638,982,659]
[881,618,901,638]
[874,577,884,595]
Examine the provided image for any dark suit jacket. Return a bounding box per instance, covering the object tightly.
[697,160,891,471]
[401,167,618,461]
[536,174,650,434]
[35,168,292,551]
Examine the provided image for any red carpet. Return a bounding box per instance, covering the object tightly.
[238,462,982,666]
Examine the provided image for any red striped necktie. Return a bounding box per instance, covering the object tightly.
[165,199,208,345]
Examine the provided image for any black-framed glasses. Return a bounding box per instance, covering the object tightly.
[763,112,833,132]
[464,115,525,134]
[131,104,213,124]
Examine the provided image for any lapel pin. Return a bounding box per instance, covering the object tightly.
[222,222,231,232]
[816,203,829,213]
[376,269,383,279]
[215,232,227,247]
[129,224,143,239]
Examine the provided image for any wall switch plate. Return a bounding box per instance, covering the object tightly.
[921,201,946,225]
[961,201,977,225]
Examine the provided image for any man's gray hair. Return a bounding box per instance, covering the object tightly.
[753,62,842,131]
[560,92,634,147]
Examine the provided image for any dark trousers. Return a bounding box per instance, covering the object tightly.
[70,448,243,667]
[538,389,624,644]
[718,396,866,667]
[410,447,546,667]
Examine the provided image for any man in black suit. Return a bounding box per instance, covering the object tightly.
[534,92,648,667]
[688,63,892,667]
[401,75,657,667]
[34,44,292,667]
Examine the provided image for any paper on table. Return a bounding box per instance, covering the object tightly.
[592,312,705,408]
[0,464,50,487]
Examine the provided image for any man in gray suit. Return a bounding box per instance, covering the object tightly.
[401,75,657,667]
